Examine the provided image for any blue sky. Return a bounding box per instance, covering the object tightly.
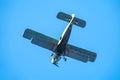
[0,0,120,80]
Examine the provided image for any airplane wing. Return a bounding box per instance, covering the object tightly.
[65,44,97,62]
[23,28,58,51]
[57,12,86,28]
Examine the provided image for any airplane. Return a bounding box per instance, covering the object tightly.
[23,12,97,67]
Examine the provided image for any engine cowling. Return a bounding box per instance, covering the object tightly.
[51,53,61,64]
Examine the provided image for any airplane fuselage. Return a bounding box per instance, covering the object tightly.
[51,14,75,65]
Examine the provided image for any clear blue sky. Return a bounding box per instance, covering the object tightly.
[0,0,120,80]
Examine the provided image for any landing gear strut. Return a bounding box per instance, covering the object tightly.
[63,56,67,61]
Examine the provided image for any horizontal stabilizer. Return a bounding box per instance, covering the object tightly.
[57,12,86,28]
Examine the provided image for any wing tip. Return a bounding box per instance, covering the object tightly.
[23,28,32,40]
[89,53,97,62]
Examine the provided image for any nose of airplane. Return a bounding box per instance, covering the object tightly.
[51,58,55,64]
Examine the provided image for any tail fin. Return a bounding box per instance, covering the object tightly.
[57,12,86,28]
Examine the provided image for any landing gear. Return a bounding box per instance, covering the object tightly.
[50,53,53,56]
[63,56,67,61]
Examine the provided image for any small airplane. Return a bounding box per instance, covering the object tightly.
[23,12,97,67]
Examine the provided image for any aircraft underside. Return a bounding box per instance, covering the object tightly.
[23,12,97,67]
